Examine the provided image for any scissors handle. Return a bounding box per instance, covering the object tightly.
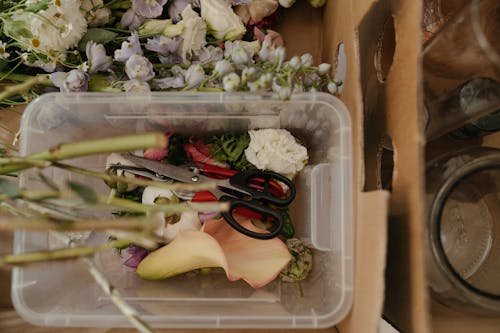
[229,169,296,207]
[219,196,283,240]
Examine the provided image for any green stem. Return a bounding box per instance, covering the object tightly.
[0,74,51,104]
[0,216,151,232]
[0,132,167,175]
[0,238,132,265]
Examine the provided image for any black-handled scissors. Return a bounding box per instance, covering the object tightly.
[120,153,296,240]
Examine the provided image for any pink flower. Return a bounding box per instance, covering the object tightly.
[144,132,171,160]
[253,27,283,47]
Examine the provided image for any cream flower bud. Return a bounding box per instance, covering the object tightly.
[300,53,313,67]
[278,0,296,8]
[318,63,332,75]
[222,73,240,92]
[327,81,338,94]
[139,19,173,35]
[241,67,258,83]
[185,63,205,88]
[288,56,301,70]
[201,0,246,41]
[214,59,233,77]
[273,46,286,69]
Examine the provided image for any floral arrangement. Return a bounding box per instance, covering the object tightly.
[104,128,311,290]
[0,0,338,106]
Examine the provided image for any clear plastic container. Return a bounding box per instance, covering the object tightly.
[12,92,353,329]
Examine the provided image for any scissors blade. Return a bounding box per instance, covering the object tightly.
[120,153,213,184]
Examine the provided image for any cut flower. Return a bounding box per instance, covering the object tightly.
[137,215,291,288]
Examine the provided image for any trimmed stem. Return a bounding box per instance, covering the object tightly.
[0,74,51,103]
[82,258,156,333]
[0,132,167,174]
[108,196,229,214]
[0,238,131,265]
[0,217,151,232]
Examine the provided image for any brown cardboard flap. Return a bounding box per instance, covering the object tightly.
[339,190,390,333]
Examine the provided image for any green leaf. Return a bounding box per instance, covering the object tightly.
[67,181,98,204]
[0,179,22,198]
[0,148,6,156]
[0,59,8,72]
[24,0,50,12]
[78,29,118,52]
[38,172,59,191]
[4,20,33,39]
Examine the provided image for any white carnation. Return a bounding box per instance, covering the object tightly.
[244,129,308,176]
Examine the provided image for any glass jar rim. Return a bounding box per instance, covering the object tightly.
[429,149,500,310]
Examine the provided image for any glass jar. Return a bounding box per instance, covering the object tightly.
[426,147,500,314]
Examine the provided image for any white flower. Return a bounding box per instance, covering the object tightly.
[0,41,10,60]
[201,0,246,41]
[8,0,87,53]
[81,0,111,26]
[185,63,205,88]
[300,53,313,67]
[318,63,331,75]
[241,66,257,83]
[287,56,301,70]
[179,5,207,63]
[213,59,233,77]
[222,73,240,92]
[114,31,143,62]
[327,81,338,94]
[244,129,308,176]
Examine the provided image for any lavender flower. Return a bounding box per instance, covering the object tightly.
[168,0,194,22]
[114,31,143,62]
[121,8,147,30]
[153,65,186,89]
[185,63,205,88]
[132,0,168,18]
[153,75,185,89]
[197,46,223,64]
[145,36,181,55]
[123,79,151,93]
[125,55,155,81]
[86,41,112,74]
[50,70,89,92]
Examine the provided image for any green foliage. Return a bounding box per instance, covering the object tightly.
[3,20,32,39]
[67,181,98,204]
[78,28,118,52]
[0,178,22,197]
[208,133,252,170]
[166,134,188,165]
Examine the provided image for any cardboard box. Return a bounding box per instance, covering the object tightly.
[2,0,390,333]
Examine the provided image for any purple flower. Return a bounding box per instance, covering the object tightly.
[168,0,193,22]
[50,70,89,92]
[123,79,151,93]
[86,41,112,74]
[125,54,155,81]
[197,46,224,64]
[121,8,147,30]
[114,31,143,62]
[123,245,149,269]
[153,76,185,89]
[145,36,181,55]
[132,0,168,19]
[153,64,185,89]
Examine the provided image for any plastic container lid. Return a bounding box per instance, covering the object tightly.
[13,92,353,329]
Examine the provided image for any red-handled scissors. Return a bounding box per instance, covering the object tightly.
[120,153,296,240]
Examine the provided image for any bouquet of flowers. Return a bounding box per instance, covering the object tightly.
[0,0,338,106]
